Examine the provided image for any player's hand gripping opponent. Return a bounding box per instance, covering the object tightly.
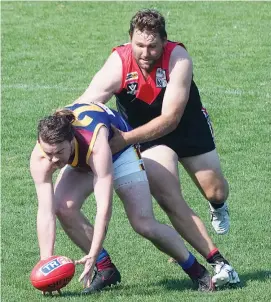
[109,124,129,154]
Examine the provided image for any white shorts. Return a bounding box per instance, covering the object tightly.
[113,146,148,190]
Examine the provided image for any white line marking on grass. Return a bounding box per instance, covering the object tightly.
[200,87,270,99]
[2,84,270,99]
[2,84,84,91]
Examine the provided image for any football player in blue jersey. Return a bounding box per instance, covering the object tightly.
[30,102,216,295]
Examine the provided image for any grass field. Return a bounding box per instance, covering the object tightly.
[1,1,271,301]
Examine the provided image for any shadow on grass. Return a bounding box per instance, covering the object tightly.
[158,278,241,292]
[156,278,193,291]
[239,270,271,287]
[40,291,83,298]
[57,270,270,298]
[59,279,193,298]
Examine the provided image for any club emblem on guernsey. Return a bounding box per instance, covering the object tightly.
[156,68,167,88]
[127,83,138,95]
[39,256,72,276]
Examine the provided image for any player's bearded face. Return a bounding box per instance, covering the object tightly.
[39,138,74,169]
[131,29,166,72]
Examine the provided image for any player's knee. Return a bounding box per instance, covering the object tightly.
[55,202,76,222]
[205,180,229,203]
[130,217,156,239]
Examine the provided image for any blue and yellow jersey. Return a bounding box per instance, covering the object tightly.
[65,102,132,170]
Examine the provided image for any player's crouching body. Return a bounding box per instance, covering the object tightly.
[30,102,237,295]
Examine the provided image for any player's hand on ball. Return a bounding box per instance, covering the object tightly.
[75,255,96,288]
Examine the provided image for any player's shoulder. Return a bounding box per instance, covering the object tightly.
[168,43,192,74]
[30,143,53,180]
[93,125,109,144]
[100,49,123,73]
[88,124,109,162]
[113,42,131,52]
[31,143,44,161]
[112,43,131,59]
[170,44,191,61]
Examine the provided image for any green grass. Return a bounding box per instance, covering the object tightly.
[1,1,271,301]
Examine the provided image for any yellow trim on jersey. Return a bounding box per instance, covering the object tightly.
[73,104,104,116]
[71,104,105,128]
[72,116,93,127]
[86,123,106,164]
[70,138,79,167]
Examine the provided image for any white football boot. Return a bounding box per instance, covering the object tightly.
[209,203,230,235]
[212,262,240,288]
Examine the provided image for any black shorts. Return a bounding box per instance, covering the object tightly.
[140,106,216,158]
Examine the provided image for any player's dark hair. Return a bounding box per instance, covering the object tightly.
[38,109,75,144]
[129,9,167,39]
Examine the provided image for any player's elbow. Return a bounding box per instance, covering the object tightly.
[165,114,180,132]
[172,115,181,129]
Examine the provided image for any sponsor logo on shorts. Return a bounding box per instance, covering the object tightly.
[39,257,72,276]
[126,72,138,81]
[156,68,167,88]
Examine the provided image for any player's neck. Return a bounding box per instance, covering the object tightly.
[139,63,156,79]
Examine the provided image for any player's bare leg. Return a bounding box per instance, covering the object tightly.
[116,173,214,291]
[55,166,121,293]
[180,149,230,235]
[54,166,95,253]
[117,179,190,261]
[142,145,216,258]
[142,146,238,287]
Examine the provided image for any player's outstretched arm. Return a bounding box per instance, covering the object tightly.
[30,144,57,260]
[74,51,122,105]
[88,126,113,258]
[75,126,113,288]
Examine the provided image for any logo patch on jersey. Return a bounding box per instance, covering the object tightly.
[127,82,138,95]
[126,72,138,81]
[156,68,167,88]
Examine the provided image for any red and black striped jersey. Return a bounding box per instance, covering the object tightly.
[113,41,203,131]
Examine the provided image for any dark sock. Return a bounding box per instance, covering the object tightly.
[206,248,229,265]
[96,248,114,271]
[210,202,225,209]
[179,252,205,279]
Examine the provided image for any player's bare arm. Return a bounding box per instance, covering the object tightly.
[124,45,192,145]
[87,126,113,259]
[75,51,122,104]
[75,126,113,287]
[30,144,57,260]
